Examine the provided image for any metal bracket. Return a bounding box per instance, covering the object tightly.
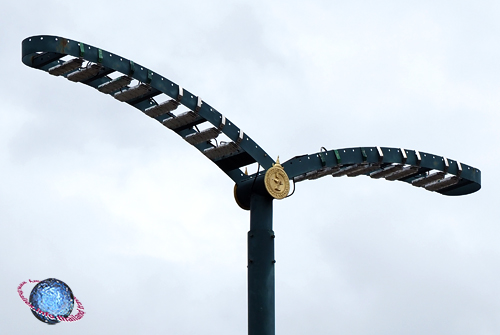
[177,86,184,102]
[237,130,244,143]
[196,96,202,112]
[377,146,384,163]
[97,48,103,63]
[457,161,463,177]
[146,70,153,84]
[219,115,226,130]
[129,60,135,76]
[415,150,422,166]
[318,152,326,167]
[79,43,85,57]
[334,150,341,165]
[443,157,450,173]
[400,148,407,164]
[361,148,368,162]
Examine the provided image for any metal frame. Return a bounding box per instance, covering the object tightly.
[22,35,274,184]
[22,35,482,335]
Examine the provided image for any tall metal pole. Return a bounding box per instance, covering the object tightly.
[248,192,275,335]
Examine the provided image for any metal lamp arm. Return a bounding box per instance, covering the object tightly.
[22,35,275,184]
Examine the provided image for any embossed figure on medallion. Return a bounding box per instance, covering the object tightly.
[273,172,284,192]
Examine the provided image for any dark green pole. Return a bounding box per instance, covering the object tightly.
[248,192,275,335]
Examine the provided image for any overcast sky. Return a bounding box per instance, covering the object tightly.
[1,1,499,334]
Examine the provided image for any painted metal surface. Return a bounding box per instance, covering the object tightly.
[281,147,480,196]
[22,35,481,196]
[248,193,275,335]
[236,147,480,196]
[22,35,275,184]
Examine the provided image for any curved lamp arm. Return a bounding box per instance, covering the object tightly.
[22,35,274,184]
[282,147,480,196]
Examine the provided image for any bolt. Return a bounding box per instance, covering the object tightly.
[271,235,275,238]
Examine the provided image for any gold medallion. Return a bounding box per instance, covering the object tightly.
[264,157,290,199]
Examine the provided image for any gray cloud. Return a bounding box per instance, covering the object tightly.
[1,1,498,334]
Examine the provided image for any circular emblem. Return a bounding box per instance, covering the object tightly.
[30,278,74,324]
[264,159,290,199]
[18,278,85,324]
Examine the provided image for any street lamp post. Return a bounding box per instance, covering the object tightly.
[22,35,481,335]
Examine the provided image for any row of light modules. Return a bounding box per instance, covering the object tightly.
[39,42,478,194]
[294,147,463,192]
[47,57,242,162]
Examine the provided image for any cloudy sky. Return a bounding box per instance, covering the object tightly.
[1,1,499,334]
